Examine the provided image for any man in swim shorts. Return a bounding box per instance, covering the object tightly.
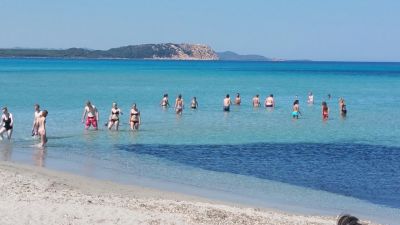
[82,101,99,130]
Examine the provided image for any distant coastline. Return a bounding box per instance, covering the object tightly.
[0,43,280,61]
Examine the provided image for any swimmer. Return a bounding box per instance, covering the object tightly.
[308,92,314,104]
[252,94,261,107]
[223,94,231,112]
[108,102,122,130]
[322,101,329,120]
[328,93,332,100]
[32,104,42,136]
[160,94,170,108]
[37,110,48,147]
[82,101,99,130]
[175,94,184,115]
[190,97,198,109]
[339,98,347,117]
[234,93,241,105]
[292,100,301,119]
[129,103,141,131]
[265,94,275,108]
[0,107,14,140]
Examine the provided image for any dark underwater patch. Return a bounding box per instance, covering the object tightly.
[117,142,400,208]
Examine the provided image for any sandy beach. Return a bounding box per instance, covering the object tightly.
[0,161,380,225]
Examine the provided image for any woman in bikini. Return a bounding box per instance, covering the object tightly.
[339,98,347,117]
[252,94,261,107]
[129,103,141,131]
[322,101,329,120]
[38,110,48,147]
[108,102,122,130]
[0,107,14,140]
[175,94,184,115]
[190,97,198,109]
[234,93,241,105]
[292,100,301,119]
[82,101,99,130]
[160,94,170,108]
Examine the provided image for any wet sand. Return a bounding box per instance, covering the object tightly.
[0,161,379,225]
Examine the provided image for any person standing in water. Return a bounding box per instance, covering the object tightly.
[160,94,170,108]
[37,110,48,147]
[129,103,141,131]
[108,102,122,130]
[190,97,198,109]
[308,92,314,104]
[234,93,241,105]
[339,98,347,117]
[322,101,329,120]
[252,94,261,107]
[292,100,301,119]
[265,94,275,108]
[175,94,184,115]
[223,94,231,112]
[32,104,42,136]
[82,101,99,130]
[0,107,14,140]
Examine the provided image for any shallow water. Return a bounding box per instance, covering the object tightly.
[1,58,400,223]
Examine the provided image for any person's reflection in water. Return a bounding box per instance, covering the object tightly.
[33,148,47,167]
[0,142,13,161]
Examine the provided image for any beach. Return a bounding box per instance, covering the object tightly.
[0,161,370,225]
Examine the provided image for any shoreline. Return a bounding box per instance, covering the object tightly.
[0,161,374,225]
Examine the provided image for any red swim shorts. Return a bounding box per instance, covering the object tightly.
[86,117,98,128]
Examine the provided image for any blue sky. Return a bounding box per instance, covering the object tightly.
[1,0,399,61]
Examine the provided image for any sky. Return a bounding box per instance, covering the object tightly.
[1,0,400,61]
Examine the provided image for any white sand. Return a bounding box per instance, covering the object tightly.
[0,161,379,225]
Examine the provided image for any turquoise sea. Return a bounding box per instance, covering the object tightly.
[1,58,399,224]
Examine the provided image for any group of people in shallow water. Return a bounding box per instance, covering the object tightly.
[0,92,348,147]
[82,101,141,131]
[0,104,48,147]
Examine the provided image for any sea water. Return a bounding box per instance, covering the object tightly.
[0,59,399,224]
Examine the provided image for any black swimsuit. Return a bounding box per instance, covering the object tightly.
[3,117,12,131]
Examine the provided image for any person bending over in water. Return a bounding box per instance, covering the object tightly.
[223,94,231,112]
[160,94,170,108]
[129,103,141,131]
[339,98,347,117]
[322,101,329,120]
[32,104,42,136]
[108,102,122,130]
[252,94,261,107]
[0,107,14,140]
[191,97,198,109]
[82,101,99,130]
[234,93,241,105]
[38,110,48,147]
[308,92,314,104]
[292,100,301,119]
[265,94,275,108]
[175,94,184,115]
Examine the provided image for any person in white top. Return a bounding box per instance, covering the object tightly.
[308,92,314,104]
[32,104,42,136]
[82,101,99,130]
[0,107,14,140]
